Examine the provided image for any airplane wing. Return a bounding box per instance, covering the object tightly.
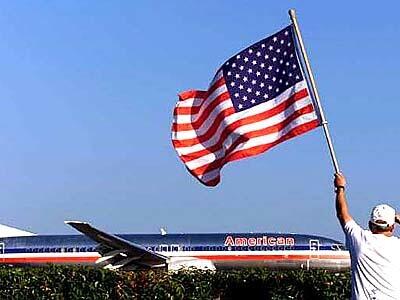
[65,221,167,270]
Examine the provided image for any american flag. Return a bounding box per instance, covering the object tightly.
[172,25,320,186]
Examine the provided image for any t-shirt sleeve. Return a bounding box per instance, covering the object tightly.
[343,219,363,250]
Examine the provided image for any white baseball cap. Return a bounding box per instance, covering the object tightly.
[370,204,396,228]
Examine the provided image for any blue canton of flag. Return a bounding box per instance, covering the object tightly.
[222,26,303,112]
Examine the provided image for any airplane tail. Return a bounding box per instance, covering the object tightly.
[0,223,36,238]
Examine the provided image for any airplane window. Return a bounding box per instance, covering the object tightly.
[80,247,86,252]
[38,248,44,253]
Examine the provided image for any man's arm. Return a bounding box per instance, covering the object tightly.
[334,173,353,227]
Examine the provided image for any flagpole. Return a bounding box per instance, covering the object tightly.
[288,9,340,173]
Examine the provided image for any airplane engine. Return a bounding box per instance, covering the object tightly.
[167,257,216,271]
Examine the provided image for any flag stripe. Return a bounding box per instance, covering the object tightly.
[173,83,309,149]
[200,120,319,186]
[179,103,315,165]
[188,110,317,175]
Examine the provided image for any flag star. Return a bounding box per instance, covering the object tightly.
[251,99,256,104]
[286,62,290,66]
[268,66,273,70]
[244,57,249,62]
[256,51,261,57]
[238,103,243,109]
[272,77,276,82]
[251,79,256,85]
[248,49,253,54]
[255,91,260,96]
[243,95,248,101]
[279,60,283,64]
[236,55,241,59]
[264,54,269,59]
[252,60,257,65]
[276,49,281,53]
[227,71,232,76]
[284,31,289,36]
[296,75,300,79]
[261,44,265,48]
[272,57,277,62]
[234,92,239,97]
[235,74,240,79]
[268,85,272,90]
[280,40,284,44]
[260,63,265,68]
[293,64,297,69]
[263,94,269,99]
[276,68,280,72]
[256,71,261,76]
[232,63,236,67]
[243,76,248,82]
[260,82,265,87]
[247,88,252,93]
[279,79,282,83]
[283,51,287,56]
[273,37,277,42]
[290,54,294,58]
[285,82,289,86]
[230,82,235,86]
[226,62,230,66]
[239,84,244,90]
[276,88,279,92]
[248,69,253,74]
[289,73,292,77]
[264,74,269,79]
[282,70,286,74]
[240,66,244,70]
[269,45,273,50]
[287,42,291,46]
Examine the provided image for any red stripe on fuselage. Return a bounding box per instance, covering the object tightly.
[193,254,349,261]
[0,256,99,264]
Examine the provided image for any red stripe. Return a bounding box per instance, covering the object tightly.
[174,77,226,115]
[194,254,349,261]
[201,120,319,186]
[173,88,308,149]
[181,103,315,165]
[226,119,320,163]
[172,92,233,132]
[1,256,99,264]
[190,104,316,177]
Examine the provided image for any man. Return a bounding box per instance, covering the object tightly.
[334,173,400,300]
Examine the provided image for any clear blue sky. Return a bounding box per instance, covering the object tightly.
[0,1,399,241]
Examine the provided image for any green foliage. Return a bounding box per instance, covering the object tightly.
[0,266,350,299]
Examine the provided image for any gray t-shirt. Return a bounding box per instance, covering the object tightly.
[344,220,400,299]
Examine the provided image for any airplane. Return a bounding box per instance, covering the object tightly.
[0,221,350,271]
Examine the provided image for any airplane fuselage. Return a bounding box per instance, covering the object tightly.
[0,232,350,270]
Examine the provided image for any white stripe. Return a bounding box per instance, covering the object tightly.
[173,98,232,140]
[177,71,224,108]
[177,95,313,159]
[230,111,317,154]
[173,84,228,124]
[198,111,317,178]
[173,80,308,137]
